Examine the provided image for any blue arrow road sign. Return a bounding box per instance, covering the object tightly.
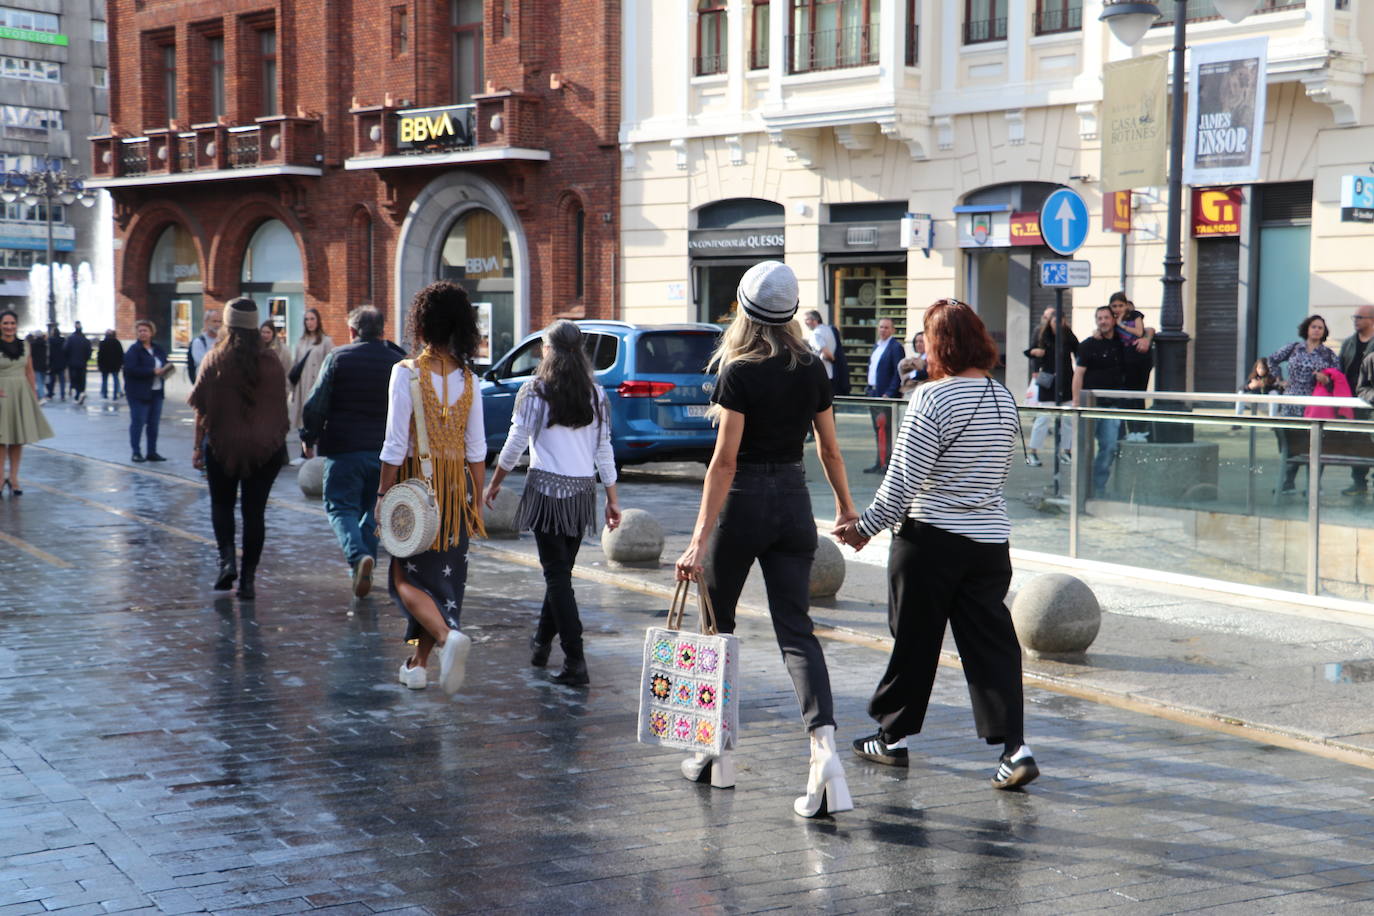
[1040,188,1090,255]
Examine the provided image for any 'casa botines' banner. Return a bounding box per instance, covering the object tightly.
[1184,37,1268,186]
[1101,52,1167,193]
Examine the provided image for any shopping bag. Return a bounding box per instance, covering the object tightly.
[637,574,738,755]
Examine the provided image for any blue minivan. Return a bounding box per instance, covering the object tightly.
[480,321,721,466]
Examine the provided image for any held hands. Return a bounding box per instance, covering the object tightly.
[831,512,870,552]
[605,501,622,531]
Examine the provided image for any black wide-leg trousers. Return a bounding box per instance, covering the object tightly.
[869,519,1023,745]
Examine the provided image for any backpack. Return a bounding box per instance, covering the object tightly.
[829,325,850,395]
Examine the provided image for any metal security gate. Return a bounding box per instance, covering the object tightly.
[1194,237,1241,392]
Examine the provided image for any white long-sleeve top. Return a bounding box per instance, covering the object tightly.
[379,362,486,465]
[496,381,617,484]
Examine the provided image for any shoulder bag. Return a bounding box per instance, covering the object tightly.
[637,573,739,756]
[378,364,442,558]
[287,346,315,387]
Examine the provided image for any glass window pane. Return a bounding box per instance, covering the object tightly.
[453,0,483,25]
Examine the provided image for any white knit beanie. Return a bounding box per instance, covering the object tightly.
[737,260,799,325]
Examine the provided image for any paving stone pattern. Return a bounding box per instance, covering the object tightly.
[2,408,1374,913]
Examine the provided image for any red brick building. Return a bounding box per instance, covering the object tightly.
[91,0,621,360]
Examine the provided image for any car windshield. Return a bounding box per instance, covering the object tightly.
[634,332,717,375]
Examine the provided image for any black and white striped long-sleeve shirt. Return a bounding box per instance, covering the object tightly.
[856,376,1018,544]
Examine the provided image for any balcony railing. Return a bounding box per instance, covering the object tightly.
[349,95,546,162]
[788,24,878,74]
[964,17,1008,44]
[1035,5,1083,34]
[1154,0,1304,26]
[694,52,727,77]
[749,44,769,71]
[91,116,322,181]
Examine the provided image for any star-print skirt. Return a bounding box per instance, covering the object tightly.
[389,523,471,642]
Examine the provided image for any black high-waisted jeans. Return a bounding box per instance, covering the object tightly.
[704,462,835,731]
[205,445,284,571]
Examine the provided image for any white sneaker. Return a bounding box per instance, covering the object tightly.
[398,660,427,689]
[289,456,305,467]
[437,629,471,695]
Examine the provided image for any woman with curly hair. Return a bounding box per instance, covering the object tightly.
[484,320,621,686]
[378,281,487,695]
[188,298,290,599]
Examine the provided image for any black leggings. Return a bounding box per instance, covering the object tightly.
[533,529,584,653]
[205,446,284,570]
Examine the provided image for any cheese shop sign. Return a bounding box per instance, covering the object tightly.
[396,105,473,150]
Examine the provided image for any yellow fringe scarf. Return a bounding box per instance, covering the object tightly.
[399,354,487,551]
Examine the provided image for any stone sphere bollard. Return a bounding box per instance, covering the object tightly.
[297,457,326,499]
[1010,573,1101,657]
[809,536,846,598]
[602,508,664,568]
[483,486,522,540]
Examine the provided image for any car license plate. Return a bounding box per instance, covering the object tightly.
[685,404,708,418]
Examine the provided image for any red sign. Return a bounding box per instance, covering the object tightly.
[1193,187,1242,236]
[1103,190,1132,233]
[1009,211,1044,246]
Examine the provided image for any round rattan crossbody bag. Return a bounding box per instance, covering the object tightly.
[378,370,442,558]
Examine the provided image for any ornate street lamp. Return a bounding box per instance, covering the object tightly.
[1100,0,1259,407]
[0,164,96,328]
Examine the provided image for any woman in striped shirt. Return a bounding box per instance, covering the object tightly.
[834,299,1039,790]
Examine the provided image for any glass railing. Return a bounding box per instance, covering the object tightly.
[828,391,1374,601]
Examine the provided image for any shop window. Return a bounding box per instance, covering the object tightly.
[241,219,305,348]
[964,0,1007,44]
[439,208,515,363]
[750,0,769,69]
[697,0,727,76]
[208,36,225,120]
[788,0,879,74]
[1034,0,1081,35]
[259,30,278,117]
[830,263,907,395]
[451,0,484,104]
[392,6,409,56]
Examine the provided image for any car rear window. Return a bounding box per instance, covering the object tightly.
[634,332,717,375]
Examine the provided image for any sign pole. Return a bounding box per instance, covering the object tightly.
[1053,286,1065,498]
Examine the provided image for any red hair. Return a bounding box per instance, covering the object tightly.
[923,299,999,379]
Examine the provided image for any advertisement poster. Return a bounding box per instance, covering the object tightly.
[171,300,193,350]
[1101,53,1168,192]
[474,301,492,363]
[1184,37,1268,186]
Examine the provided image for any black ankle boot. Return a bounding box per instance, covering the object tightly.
[212,548,237,591]
[530,635,552,668]
[551,644,588,686]
[237,566,256,600]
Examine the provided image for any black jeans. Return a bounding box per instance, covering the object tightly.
[870,519,1023,746]
[205,445,284,571]
[533,529,584,654]
[704,462,835,731]
[68,365,87,398]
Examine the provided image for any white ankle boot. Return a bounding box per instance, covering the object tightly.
[794,725,853,818]
[681,751,736,788]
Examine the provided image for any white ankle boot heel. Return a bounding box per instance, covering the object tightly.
[681,751,736,788]
[794,725,853,818]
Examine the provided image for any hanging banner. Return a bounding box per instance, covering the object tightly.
[1101,52,1168,193]
[1184,37,1268,186]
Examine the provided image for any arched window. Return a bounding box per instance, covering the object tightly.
[697,0,727,75]
[439,208,514,363]
[240,219,305,347]
[146,223,203,352]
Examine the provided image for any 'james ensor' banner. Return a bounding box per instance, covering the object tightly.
[1184,37,1268,186]
[1101,53,1167,193]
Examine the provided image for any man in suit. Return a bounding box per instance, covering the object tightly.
[864,317,904,473]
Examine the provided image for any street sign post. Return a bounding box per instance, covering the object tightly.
[1040,188,1090,256]
[1039,259,1091,287]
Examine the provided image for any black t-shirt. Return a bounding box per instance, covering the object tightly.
[712,353,832,463]
[1076,334,1127,406]
[1346,337,1370,381]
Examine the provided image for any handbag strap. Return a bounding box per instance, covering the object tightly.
[405,361,435,486]
[666,579,690,631]
[694,572,719,636]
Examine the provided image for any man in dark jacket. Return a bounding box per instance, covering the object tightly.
[97,329,124,399]
[27,331,48,401]
[65,321,93,404]
[863,317,904,473]
[46,325,65,400]
[300,305,405,597]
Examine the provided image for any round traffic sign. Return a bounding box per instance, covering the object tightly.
[1040,188,1090,256]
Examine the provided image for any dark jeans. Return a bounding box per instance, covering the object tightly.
[68,365,87,398]
[46,366,65,399]
[704,462,835,731]
[870,519,1023,746]
[101,371,122,398]
[533,529,584,654]
[128,393,164,455]
[322,451,381,566]
[205,445,284,571]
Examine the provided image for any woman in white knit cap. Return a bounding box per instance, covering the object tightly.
[675,260,860,818]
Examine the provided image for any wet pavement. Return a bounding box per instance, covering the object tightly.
[2,399,1374,913]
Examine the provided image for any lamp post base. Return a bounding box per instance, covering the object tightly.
[1150,329,1193,444]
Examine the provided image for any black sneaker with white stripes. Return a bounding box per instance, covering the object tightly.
[851,733,908,767]
[991,752,1039,790]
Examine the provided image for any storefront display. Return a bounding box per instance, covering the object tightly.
[831,263,907,393]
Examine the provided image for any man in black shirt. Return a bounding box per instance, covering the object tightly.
[1338,305,1374,495]
[1072,306,1127,494]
